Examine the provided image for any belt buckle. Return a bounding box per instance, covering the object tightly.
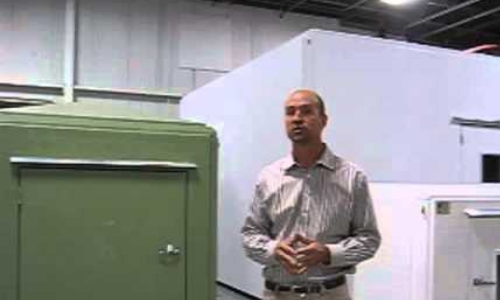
[291,285,306,298]
[290,285,299,292]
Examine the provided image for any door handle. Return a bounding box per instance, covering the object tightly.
[158,244,181,256]
[472,277,496,286]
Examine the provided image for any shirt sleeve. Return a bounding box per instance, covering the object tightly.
[240,180,278,266]
[324,171,381,268]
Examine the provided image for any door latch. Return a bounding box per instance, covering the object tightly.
[158,244,181,256]
[472,277,496,286]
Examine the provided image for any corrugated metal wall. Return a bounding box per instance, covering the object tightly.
[0,0,343,116]
[0,0,64,85]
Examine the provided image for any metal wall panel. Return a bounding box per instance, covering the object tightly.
[78,97,179,119]
[0,0,64,85]
[77,0,340,94]
[178,13,232,71]
[78,0,134,89]
[0,0,341,107]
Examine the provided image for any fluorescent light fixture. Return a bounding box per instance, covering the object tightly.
[380,0,420,5]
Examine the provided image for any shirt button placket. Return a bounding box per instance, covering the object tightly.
[303,171,312,231]
[298,171,308,233]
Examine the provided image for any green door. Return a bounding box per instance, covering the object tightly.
[18,168,186,300]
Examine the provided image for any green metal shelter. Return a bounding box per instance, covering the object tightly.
[0,102,217,300]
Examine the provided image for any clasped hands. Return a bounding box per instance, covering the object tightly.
[274,234,330,275]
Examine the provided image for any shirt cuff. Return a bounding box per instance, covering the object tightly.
[325,243,346,267]
[266,240,279,264]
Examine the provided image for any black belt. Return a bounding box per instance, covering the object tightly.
[265,276,346,294]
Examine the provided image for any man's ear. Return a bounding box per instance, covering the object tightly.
[322,114,328,127]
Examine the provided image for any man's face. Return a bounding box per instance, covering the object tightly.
[284,91,327,144]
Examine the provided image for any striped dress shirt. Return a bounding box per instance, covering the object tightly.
[241,146,381,284]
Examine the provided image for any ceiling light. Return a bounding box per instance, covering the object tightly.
[380,0,420,5]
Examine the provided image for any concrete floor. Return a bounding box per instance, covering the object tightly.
[217,284,258,300]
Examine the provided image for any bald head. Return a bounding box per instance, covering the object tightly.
[288,89,327,117]
[284,89,328,145]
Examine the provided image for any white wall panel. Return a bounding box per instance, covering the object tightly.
[0,1,13,82]
[1,0,342,97]
[309,31,500,183]
[310,31,464,183]
[178,13,232,71]
[78,0,129,88]
[158,0,181,93]
[230,7,253,68]
[0,0,64,85]
[449,54,500,121]
[77,97,178,118]
[77,0,340,94]
[0,0,344,107]
[127,0,161,90]
[194,70,227,89]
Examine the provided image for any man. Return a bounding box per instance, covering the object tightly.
[241,89,381,300]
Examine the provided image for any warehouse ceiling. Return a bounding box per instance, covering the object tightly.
[213,0,500,56]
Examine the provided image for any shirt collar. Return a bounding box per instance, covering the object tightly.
[281,154,296,171]
[281,144,336,171]
[316,146,336,171]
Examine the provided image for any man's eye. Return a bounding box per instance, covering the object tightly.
[301,107,313,115]
[285,108,295,115]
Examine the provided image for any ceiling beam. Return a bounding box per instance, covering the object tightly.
[280,0,310,17]
[406,0,487,29]
[450,14,500,39]
[218,0,500,52]
[341,0,371,12]
[418,4,500,39]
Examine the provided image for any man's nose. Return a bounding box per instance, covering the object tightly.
[292,113,303,123]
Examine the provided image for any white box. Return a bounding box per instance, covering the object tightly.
[363,183,500,300]
[180,29,500,299]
